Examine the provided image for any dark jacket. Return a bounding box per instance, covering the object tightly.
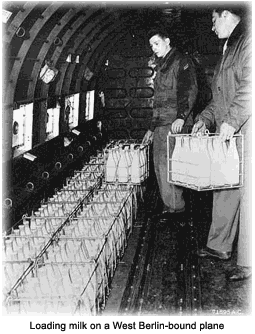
[150,47,198,131]
[197,22,251,133]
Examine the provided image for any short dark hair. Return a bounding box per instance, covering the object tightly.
[147,25,171,40]
[213,5,247,19]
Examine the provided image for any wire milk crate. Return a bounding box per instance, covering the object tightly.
[103,140,150,185]
[3,212,129,315]
[4,250,107,315]
[3,148,139,315]
[3,182,136,315]
[167,131,244,191]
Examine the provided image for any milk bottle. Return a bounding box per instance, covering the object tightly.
[181,136,192,184]
[223,137,240,185]
[117,146,129,183]
[189,136,200,185]
[105,148,117,182]
[208,137,226,186]
[197,136,211,188]
[131,145,141,183]
[139,145,146,181]
[124,145,132,178]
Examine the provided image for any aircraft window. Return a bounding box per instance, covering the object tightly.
[65,93,79,129]
[12,103,33,158]
[46,103,60,141]
[85,90,94,121]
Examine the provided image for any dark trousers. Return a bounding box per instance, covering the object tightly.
[153,124,185,211]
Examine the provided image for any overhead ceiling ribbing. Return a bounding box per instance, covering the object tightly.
[3,1,218,107]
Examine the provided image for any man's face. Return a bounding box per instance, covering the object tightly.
[212,10,229,39]
[149,34,170,58]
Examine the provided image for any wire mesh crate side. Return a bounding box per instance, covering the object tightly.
[3,258,35,302]
[48,190,85,203]
[100,182,133,192]
[99,184,136,235]
[167,133,243,191]
[73,169,104,181]
[105,139,142,150]
[17,260,102,302]
[115,192,133,235]
[73,213,127,267]
[104,141,150,185]
[3,260,32,294]
[104,229,118,277]
[3,237,49,268]
[3,147,140,315]
[137,144,150,182]
[41,232,113,301]
[4,299,93,316]
[17,179,102,240]
[63,220,118,280]
[84,189,134,237]
[44,234,108,266]
[76,215,126,263]
[4,262,101,315]
[2,216,92,299]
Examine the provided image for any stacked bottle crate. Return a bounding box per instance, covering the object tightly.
[167,132,243,191]
[3,150,140,315]
[104,140,150,185]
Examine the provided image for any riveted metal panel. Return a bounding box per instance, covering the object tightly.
[74,32,125,93]
[58,10,115,95]
[54,9,102,96]
[40,10,95,99]
[119,49,152,58]
[5,3,63,105]
[105,88,127,99]
[73,13,131,93]
[4,2,39,44]
[58,11,130,96]
[129,67,154,78]
[90,30,155,140]
[130,107,153,119]
[129,87,154,98]
[27,8,80,99]
[105,99,130,110]
[130,128,148,139]
[106,68,126,79]
[108,129,129,139]
[105,108,127,119]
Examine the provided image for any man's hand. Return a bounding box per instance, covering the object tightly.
[171,119,185,134]
[142,130,154,144]
[219,122,236,142]
[191,120,206,136]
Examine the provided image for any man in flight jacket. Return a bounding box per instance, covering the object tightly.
[143,27,198,215]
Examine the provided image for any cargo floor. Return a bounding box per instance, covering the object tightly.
[104,178,252,316]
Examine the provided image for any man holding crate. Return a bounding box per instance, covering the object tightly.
[191,6,251,281]
[143,26,198,216]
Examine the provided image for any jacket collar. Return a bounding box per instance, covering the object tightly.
[156,47,177,73]
[218,21,247,72]
[227,21,246,47]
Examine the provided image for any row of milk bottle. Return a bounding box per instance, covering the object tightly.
[171,135,240,188]
[105,144,148,184]
[3,154,104,296]
[3,153,118,315]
